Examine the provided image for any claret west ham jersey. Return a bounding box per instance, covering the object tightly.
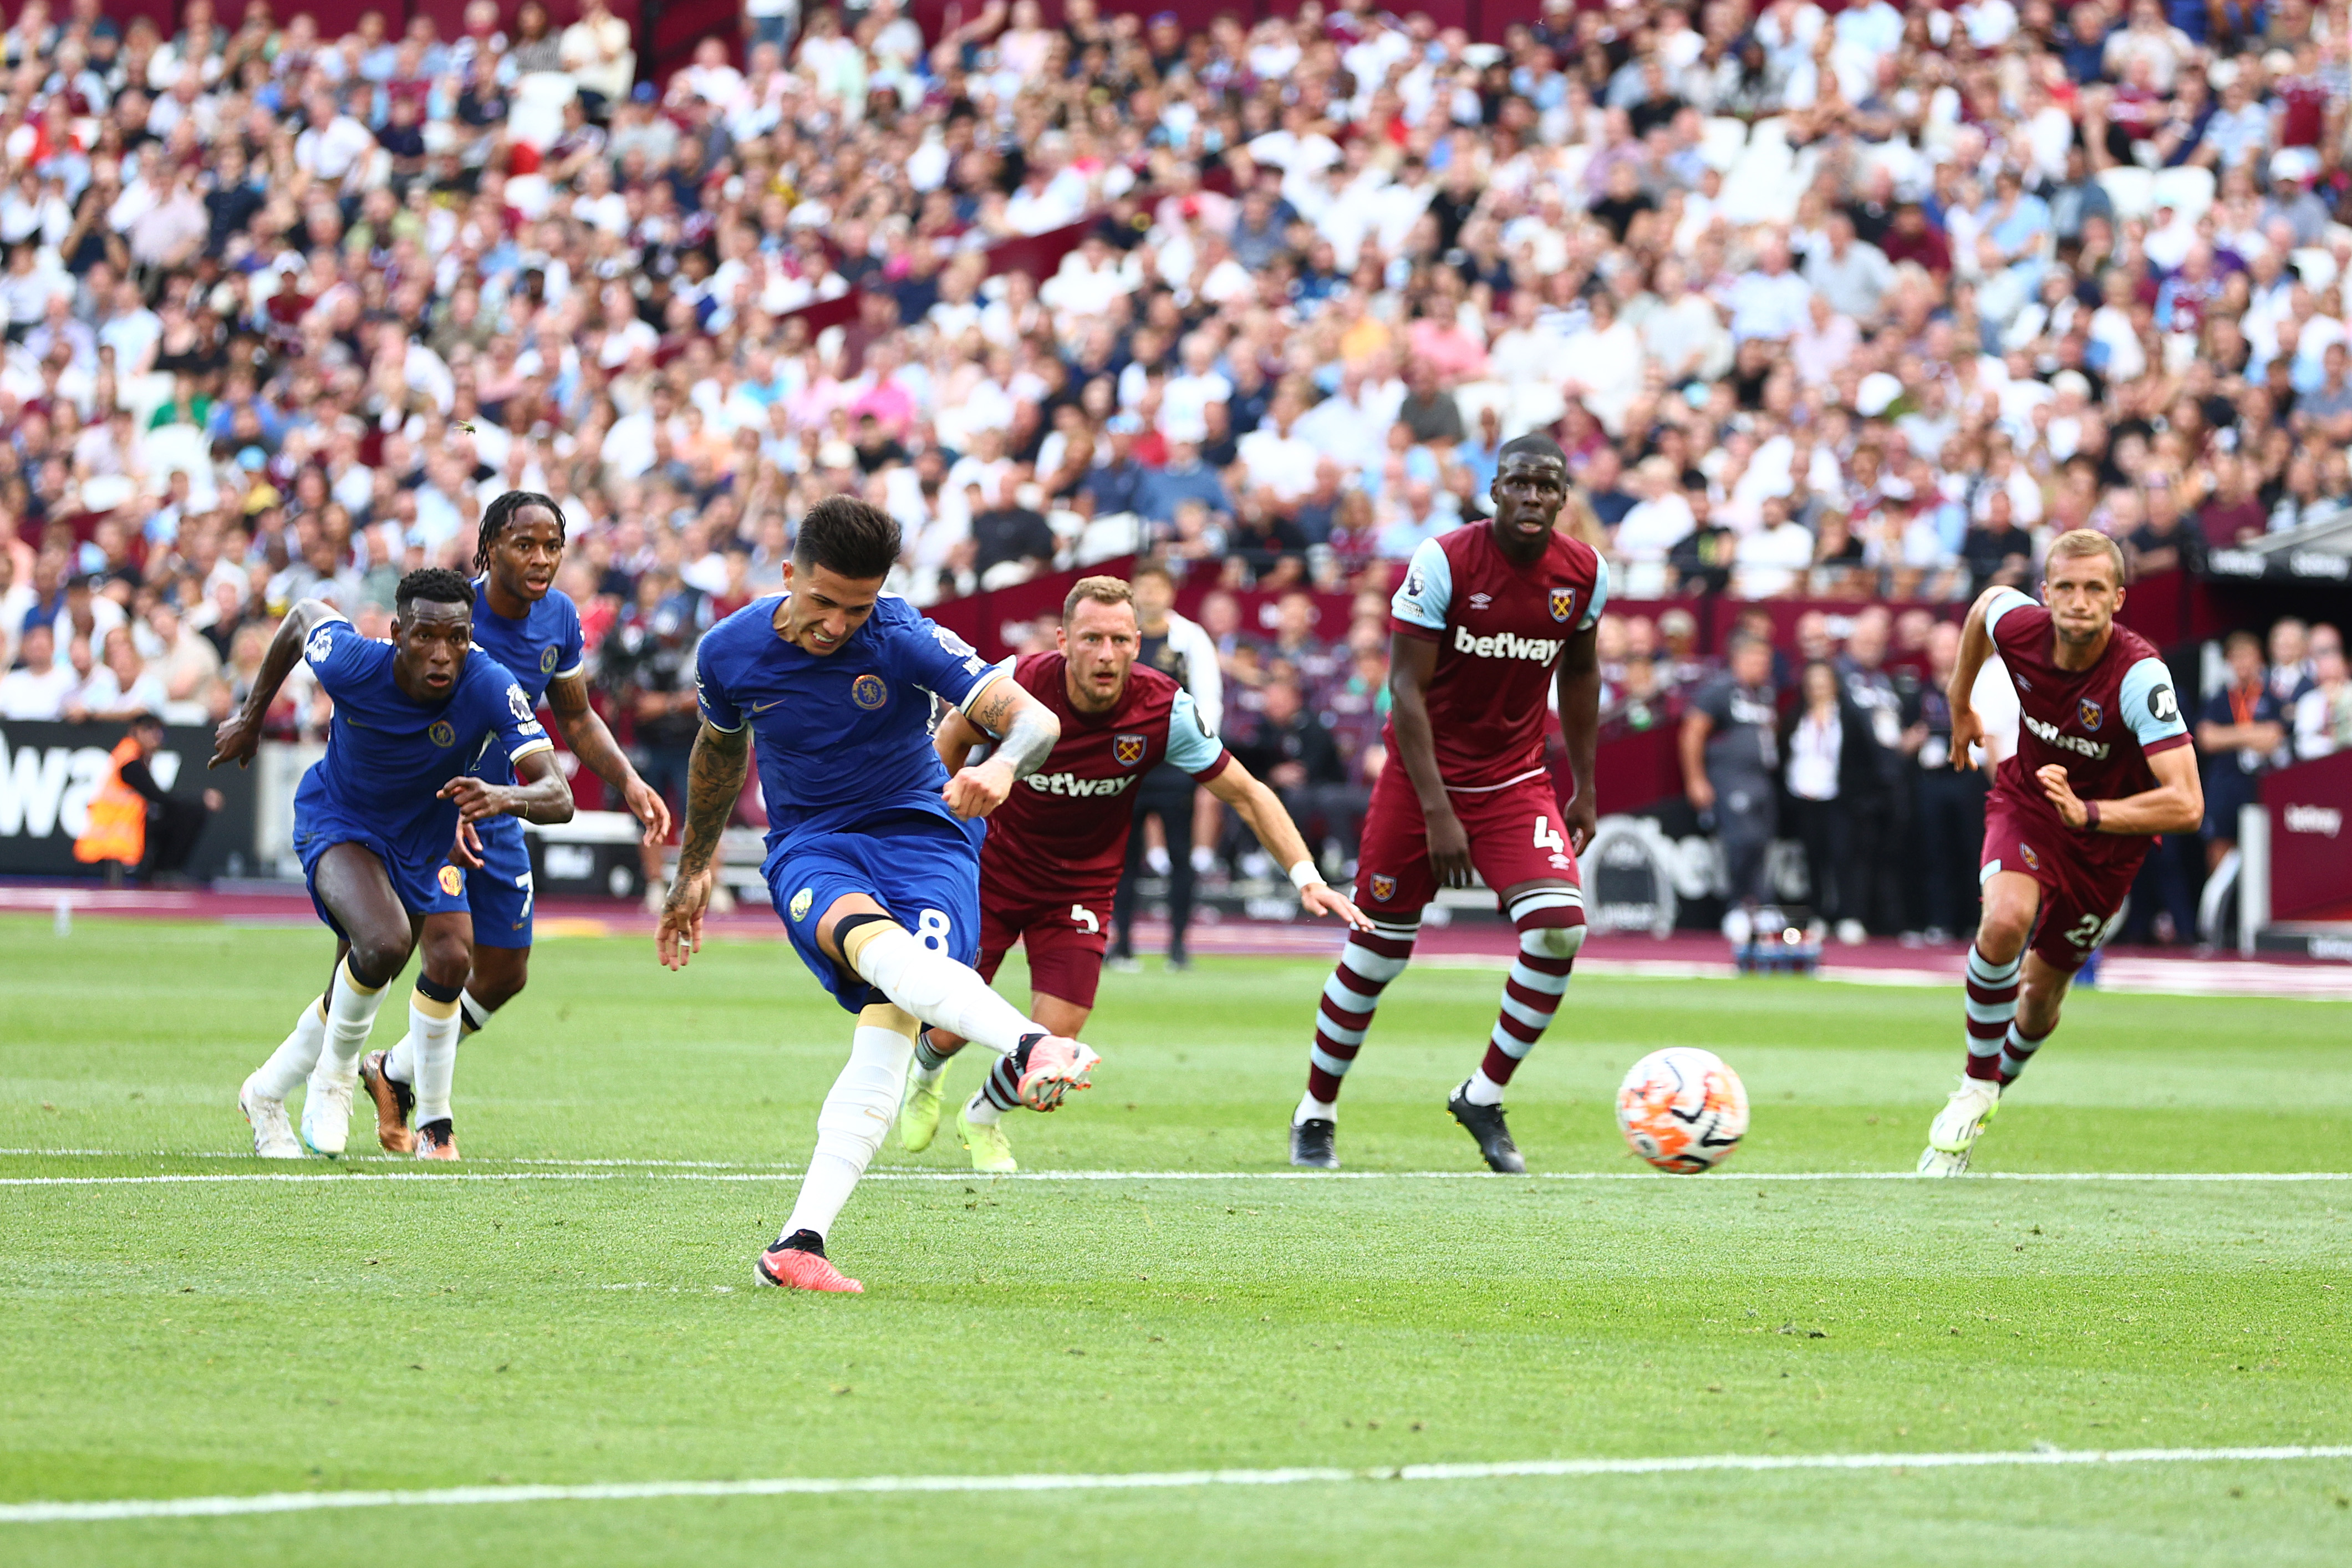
[1983,587,2191,867]
[1388,522,1608,791]
[978,651,1230,907]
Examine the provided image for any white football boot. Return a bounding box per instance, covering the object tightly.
[1916,1146,1971,1177]
[239,1075,304,1159]
[300,1073,355,1158]
[1918,1076,2002,1175]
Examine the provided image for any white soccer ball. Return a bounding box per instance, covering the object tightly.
[1616,1047,1750,1174]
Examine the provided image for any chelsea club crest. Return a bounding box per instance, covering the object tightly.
[790,887,814,922]
[852,674,888,710]
[428,720,456,747]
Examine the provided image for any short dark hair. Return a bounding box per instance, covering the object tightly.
[1499,432,1569,466]
[395,568,477,615]
[1131,558,1175,588]
[795,494,900,581]
[476,490,565,576]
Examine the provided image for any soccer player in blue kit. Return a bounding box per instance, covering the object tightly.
[656,495,1100,1294]
[214,570,575,1160]
[357,492,673,1154]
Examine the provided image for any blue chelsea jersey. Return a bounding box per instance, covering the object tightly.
[465,583,584,786]
[297,617,555,857]
[694,593,1004,862]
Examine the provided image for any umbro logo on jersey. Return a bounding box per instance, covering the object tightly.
[1452,625,1564,664]
[1468,592,1492,610]
[1025,772,1137,798]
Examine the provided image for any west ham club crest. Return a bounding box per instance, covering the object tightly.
[1112,733,1147,767]
[1368,874,1398,902]
[1548,588,1577,623]
[2078,697,2104,730]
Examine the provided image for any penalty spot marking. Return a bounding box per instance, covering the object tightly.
[6,1445,2350,1523]
[3,1168,2351,1188]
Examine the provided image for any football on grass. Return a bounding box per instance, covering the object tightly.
[1616,1047,1749,1173]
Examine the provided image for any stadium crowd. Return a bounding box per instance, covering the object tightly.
[2,0,2349,936]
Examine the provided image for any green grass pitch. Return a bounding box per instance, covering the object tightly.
[2,914,2349,1566]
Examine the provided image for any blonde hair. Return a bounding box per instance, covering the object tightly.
[2044,527,2127,584]
[1062,574,1136,623]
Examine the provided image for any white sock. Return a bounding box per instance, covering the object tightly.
[844,925,1038,1057]
[384,1031,414,1084]
[964,1087,1002,1126]
[783,1010,917,1240]
[409,989,463,1125]
[1464,1070,1506,1107]
[912,1060,947,1086]
[460,987,492,1035]
[1293,1091,1336,1127]
[314,960,388,1087]
[1145,845,1170,875]
[1190,844,1215,873]
[252,996,328,1100]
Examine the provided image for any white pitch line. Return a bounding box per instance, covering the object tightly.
[4,1168,2352,1188]
[4,1445,2349,1524]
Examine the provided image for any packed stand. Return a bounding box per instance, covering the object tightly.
[2,0,2346,916]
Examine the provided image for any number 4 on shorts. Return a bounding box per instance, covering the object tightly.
[1533,816,1566,854]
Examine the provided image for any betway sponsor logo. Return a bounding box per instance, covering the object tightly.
[2022,714,2110,760]
[2284,805,2343,838]
[0,732,141,839]
[1452,625,1564,664]
[1024,772,1138,799]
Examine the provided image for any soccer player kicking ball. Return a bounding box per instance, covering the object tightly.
[354,493,671,1155]
[1919,530,2201,1175]
[905,576,1371,1173]
[1290,435,1607,1173]
[655,496,1099,1294]
[216,573,574,1160]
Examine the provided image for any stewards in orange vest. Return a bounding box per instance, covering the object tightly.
[72,716,221,883]
[74,733,149,873]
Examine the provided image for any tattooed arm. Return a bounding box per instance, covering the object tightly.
[547,670,673,847]
[940,674,1061,819]
[655,720,751,971]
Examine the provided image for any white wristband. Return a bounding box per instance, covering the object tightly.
[1288,859,1325,891]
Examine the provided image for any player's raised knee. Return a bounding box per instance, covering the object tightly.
[419,931,473,988]
[347,933,415,991]
[1528,919,1587,960]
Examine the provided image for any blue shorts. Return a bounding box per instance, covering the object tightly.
[293,801,467,940]
[465,815,537,949]
[767,812,983,1015]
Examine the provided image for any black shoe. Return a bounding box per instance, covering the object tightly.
[1164,949,1193,973]
[1447,1081,1525,1173]
[1289,1118,1338,1169]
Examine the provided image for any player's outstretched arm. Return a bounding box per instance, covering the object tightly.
[1947,587,2006,768]
[2037,745,2203,836]
[943,678,1060,819]
[209,598,340,769]
[1387,631,1472,888]
[658,720,751,970]
[933,705,986,776]
[546,670,671,847]
[1555,620,1602,852]
[1203,759,1373,931]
